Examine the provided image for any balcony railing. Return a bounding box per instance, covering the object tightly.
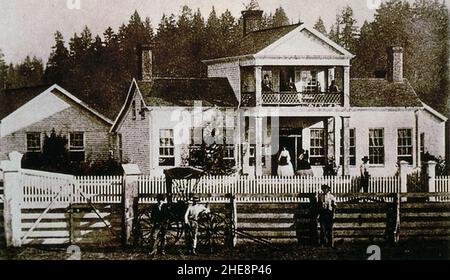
[241,91,343,107]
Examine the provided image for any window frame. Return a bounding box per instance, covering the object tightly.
[339,128,356,166]
[309,128,326,166]
[26,132,42,153]
[397,128,413,165]
[369,128,385,165]
[420,132,425,161]
[159,129,175,166]
[68,132,85,162]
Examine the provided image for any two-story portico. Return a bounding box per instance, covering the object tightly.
[203,9,446,177]
[204,16,355,177]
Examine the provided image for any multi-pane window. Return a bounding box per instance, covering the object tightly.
[69,132,85,162]
[159,129,175,166]
[369,129,384,165]
[310,128,325,165]
[249,145,265,167]
[223,128,235,164]
[340,128,356,166]
[397,128,413,164]
[296,70,319,92]
[26,132,41,152]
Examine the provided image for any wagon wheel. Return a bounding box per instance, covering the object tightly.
[197,212,229,253]
[137,208,183,250]
[137,207,153,247]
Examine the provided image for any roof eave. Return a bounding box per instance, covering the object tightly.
[420,101,448,122]
[110,79,139,132]
[202,55,255,65]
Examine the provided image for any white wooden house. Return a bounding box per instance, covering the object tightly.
[112,9,447,177]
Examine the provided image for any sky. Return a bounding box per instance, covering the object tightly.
[0,0,439,64]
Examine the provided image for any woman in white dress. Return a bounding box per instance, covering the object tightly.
[277,147,294,177]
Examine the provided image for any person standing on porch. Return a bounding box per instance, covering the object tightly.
[277,147,294,177]
[317,184,337,247]
[360,156,370,192]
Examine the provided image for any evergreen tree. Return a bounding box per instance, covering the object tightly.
[352,0,448,114]
[44,31,69,84]
[314,17,328,35]
[272,7,290,27]
[0,49,7,89]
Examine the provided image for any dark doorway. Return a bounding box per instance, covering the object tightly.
[272,135,302,175]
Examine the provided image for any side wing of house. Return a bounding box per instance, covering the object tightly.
[418,105,447,159]
[0,85,113,162]
[113,81,151,174]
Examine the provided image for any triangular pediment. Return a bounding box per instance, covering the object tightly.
[257,27,350,57]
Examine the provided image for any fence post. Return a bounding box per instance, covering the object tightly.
[427,161,437,202]
[0,151,23,247]
[227,194,237,248]
[308,193,319,245]
[399,161,408,202]
[121,164,141,246]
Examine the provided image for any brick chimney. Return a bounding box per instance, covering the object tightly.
[242,9,263,36]
[137,44,152,81]
[387,47,404,83]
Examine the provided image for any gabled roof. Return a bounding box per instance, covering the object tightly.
[231,24,301,56]
[111,77,238,132]
[206,23,353,61]
[0,85,50,120]
[138,78,238,107]
[0,84,113,124]
[350,78,422,107]
[421,101,448,121]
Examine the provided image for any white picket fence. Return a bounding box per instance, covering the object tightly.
[436,175,450,202]
[138,175,400,203]
[21,169,122,207]
[19,171,450,205]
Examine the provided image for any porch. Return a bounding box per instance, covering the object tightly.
[241,114,352,177]
[240,65,350,107]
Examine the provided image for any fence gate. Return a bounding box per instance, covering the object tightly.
[407,171,428,193]
[20,169,123,246]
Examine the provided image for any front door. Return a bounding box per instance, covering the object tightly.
[272,135,302,175]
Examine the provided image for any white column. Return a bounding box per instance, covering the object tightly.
[328,67,335,88]
[255,66,263,107]
[427,161,437,201]
[334,116,341,169]
[0,151,23,247]
[255,116,263,176]
[343,66,350,107]
[341,116,350,176]
[122,164,141,246]
[415,110,420,168]
[399,161,408,202]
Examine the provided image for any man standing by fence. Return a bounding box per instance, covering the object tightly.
[149,194,169,256]
[317,184,337,248]
[184,196,210,255]
[360,156,370,192]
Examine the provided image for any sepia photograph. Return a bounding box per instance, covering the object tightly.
[0,0,449,267]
